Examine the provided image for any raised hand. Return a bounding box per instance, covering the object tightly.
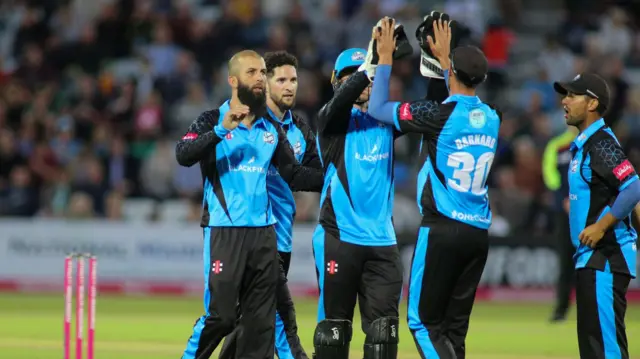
[221,105,249,131]
[426,18,452,70]
[375,17,397,64]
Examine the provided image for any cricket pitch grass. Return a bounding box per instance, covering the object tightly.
[1,293,639,359]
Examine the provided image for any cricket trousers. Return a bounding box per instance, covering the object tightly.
[181,226,278,359]
[218,251,308,359]
[408,218,489,359]
[576,268,631,359]
[312,225,403,334]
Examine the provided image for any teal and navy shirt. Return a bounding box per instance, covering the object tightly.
[367,65,501,230]
[175,100,324,228]
[266,108,321,252]
[392,95,501,229]
[316,71,397,246]
[568,118,638,276]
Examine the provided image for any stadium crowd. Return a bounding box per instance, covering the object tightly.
[0,0,638,237]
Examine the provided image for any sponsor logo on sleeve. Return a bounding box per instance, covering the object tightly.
[613,160,634,180]
[399,103,412,121]
[182,133,198,140]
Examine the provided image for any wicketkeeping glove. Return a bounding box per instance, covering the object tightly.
[359,18,414,80]
[358,31,378,81]
[415,11,461,79]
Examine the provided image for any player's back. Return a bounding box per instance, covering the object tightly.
[418,94,501,229]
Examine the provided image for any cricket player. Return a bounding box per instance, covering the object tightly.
[555,73,640,359]
[175,50,324,359]
[542,127,578,322]
[368,15,500,359]
[310,22,413,359]
[218,51,318,359]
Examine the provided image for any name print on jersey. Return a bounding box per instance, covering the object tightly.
[454,135,496,150]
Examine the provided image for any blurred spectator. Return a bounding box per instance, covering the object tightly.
[145,22,182,79]
[46,169,72,217]
[0,128,26,190]
[70,154,108,216]
[13,6,50,59]
[66,191,95,219]
[140,139,175,200]
[0,165,39,216]
[171,81,210,135]
[519,69,555,113]
[445,0,485,40]
[592,7,633,60]
[105,190,125,220]
[482,19,515,104]
[154,51,199,108]
[601,56,629,129]
[538,35,575,83]
[13,43,56,90]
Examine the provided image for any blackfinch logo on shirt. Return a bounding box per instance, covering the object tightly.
[355,144,389,162]
[613,160,634,180]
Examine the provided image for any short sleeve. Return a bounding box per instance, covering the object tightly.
[590,138,639,191]
[393,101,456,136]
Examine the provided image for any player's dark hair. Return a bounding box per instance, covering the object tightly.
[264,51,298,77]
[450,46,488,89]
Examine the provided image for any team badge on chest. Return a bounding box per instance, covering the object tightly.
[263,132,275,144]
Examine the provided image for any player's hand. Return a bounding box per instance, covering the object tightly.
[579,223,605,248]
[375,17,397,64]
[221,105,249,131]
[426,18,452,70]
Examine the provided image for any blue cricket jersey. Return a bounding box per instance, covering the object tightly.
[392,95,501,229]
[315,71,397,246]
[568,118,638,277]
[265,108,321,252]
[175,100,324,228]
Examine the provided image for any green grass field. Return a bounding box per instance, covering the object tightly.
[1,293,639,359]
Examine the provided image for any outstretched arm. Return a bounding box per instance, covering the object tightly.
[317,71,370,134]
[369,64,450,127]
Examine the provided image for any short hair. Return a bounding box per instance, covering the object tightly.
[451,46,488,89]
[264,51,298,77]
[228,50,263,76]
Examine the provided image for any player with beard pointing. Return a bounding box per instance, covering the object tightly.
[176,50,324,359]
[218,51,319,359]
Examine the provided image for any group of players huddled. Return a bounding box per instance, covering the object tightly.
[175,9,639,359]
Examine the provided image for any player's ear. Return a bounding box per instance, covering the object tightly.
[228,75,237,88]
[587,97,599,112]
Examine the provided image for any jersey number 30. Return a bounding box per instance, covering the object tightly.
[447,152,494,195]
